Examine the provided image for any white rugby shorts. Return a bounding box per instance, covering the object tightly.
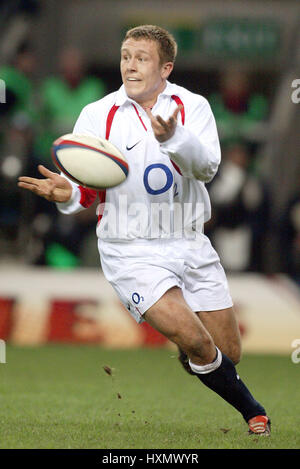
[98,234,233,324]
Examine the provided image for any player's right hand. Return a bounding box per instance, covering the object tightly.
[18,165,73,203]
[145,105,182,143]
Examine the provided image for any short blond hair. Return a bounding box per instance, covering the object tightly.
[122,24,177,64]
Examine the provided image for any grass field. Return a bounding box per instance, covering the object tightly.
[0,344,299,449]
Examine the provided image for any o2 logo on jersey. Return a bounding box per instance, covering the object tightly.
[144,163,175,195]
[132,292,144,305]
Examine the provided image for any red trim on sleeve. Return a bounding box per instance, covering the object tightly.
[79,186,98,208]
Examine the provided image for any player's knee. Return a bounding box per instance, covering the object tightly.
[175,330,214,360]
[232,350,241,365]
[226,344,242,365]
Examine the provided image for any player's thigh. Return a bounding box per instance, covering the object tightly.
[144,286,215,360]
[196,307,242,364]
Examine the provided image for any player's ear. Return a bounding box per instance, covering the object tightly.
[161,62,174,79]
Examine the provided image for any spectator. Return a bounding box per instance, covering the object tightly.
[35,47,107,162]
[27,47,107,267]
[0,42,37,126]
[209,68,269,145]
[0,43,37,252]
[207,141,270,272]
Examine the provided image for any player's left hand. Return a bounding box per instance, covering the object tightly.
[145,105,182,143]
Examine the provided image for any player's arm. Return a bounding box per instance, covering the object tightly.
[18,104,101,213]
[18,163,95,215]
[18,164,91,215]
[147,98,221,182]
[18,165,73,202]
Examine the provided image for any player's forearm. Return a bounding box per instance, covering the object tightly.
[55,183,83,214]
[55,177,97,214]
[159,125,220,182]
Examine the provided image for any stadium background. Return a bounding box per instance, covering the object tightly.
[0,0,300,354]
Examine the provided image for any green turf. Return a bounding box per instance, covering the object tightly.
[0,345,299,449]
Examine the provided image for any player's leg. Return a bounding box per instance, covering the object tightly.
[177,306,241,374]
[144,286,216,366]
[196,307,270,434]
[145,286,268,431]
[179,241,240,369]
[100,243,270,433]
[191,309,269,432]
[196,307,241,364]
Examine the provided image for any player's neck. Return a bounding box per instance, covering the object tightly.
[141,103,154,112]
[137,82,167,111]
[136,96,157,111]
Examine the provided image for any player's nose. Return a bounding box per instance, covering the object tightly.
[126,57,137,71]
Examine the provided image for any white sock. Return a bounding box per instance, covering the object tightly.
[189,347,222,375]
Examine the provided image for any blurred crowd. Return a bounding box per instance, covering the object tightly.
[0,41,299,285]
[0,43,106,267]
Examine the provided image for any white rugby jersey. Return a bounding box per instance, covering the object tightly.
[57,81,221,242]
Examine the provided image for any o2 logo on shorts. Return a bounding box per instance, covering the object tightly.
[144,163,176,196]
[131,292,144,305]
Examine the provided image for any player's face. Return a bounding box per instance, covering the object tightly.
[120,38,173,108]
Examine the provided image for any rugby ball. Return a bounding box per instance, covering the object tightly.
[51,134,129,190]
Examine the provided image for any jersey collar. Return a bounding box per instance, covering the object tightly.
[115,81,178,107]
